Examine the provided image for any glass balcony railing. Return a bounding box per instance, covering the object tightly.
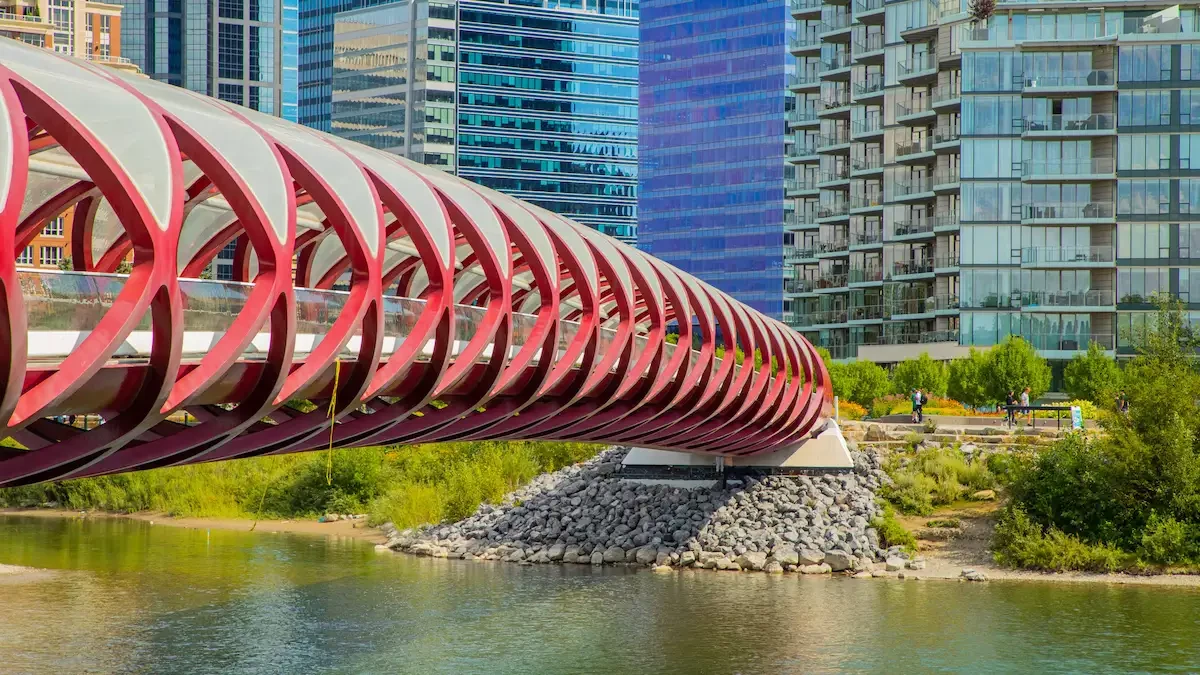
[818,238,850,253]
[893,219,934,236]
[788,108,820,125]
[818,202,850,219]
[850,193,883,210]
[788,139,818,158]
[785,177,818,193]
[818,129,851,148]
[822,53,853,71]
[1020,289,1116,309]
[1023,203,1114,220]
[933,85,961,104]
[889,259,935,277]
[895,137,933,157]
[789,72,821,88]
[1022,69,1115,89]
[1020,246,1115,265]
[811,309,849,325]
[1023,113,1115,133]
[852,152,883,172]
[848,266,884,283]
[784,245,819,262]
[790,0,822,12]
[853,229,883,245]
[926,293,960,311]
[1024,332,1114,351]
[821,13,851,32]
[1021,158,1114,176]
[933,211,958,230]
[855,33,885,54]
[896,98,932,118]
[849,304,885,321]
[934,254,959,268]
[875,329,960,345]
[854,0,883,14]
[933,125,960,144]
[893,177,934,197]
[890,297,934,315]
[853,74,886,97]
[815,273,849,289]
[820,168,851,183]
[790,33,822,51]
[821,88,852,109]
[897,53,938,78]
[785,278,816,294]
[785,212,817,228]
[934,167,959,185]
[853,117,883,135]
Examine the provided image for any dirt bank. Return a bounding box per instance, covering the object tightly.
[0,508,388,544]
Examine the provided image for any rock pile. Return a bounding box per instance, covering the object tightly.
[384,446,904,573]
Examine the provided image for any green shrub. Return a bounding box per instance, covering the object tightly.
[1138,514,1199,566]
[993,507,1135,572]
[881,447,996,515]
[926,518,961,528]
[983,336,1052,402]
[871,503,917,552]
[882,471,937,515]
[1063,341,1123,404]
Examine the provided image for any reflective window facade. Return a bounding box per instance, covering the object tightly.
[638,0,790,316]
[115,0,297,120]
[327,0,638,243]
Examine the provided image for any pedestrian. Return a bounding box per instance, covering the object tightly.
[913,388,926,423]
[1020,387,1032,425]
[1119,391,1129,414]
[1005,390,1016,427]
[910,388,920,423]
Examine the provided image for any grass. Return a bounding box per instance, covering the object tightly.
[926,518,961,528]
[871,502,917,552]
[0,440,601,531]
[880,445,997,516]
[992,507,1137,573]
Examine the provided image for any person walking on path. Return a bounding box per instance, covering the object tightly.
[1005,390,1017,427]
[910,389,920,423]
[913,388,926,423]
[1020,387,1032,425]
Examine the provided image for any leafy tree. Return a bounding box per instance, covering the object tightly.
[983,336,1051,402]
[947,348,991,409]
[815,346,833,369]
[827,361,856,403]
[664,333,679,345]
[1062,341,1123,404]
[843,359,890,406]
[56,256,73,271]
[891,352,949,397]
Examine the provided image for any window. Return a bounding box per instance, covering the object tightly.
[1119,91,1171,127]
[1182,179,1200,214]
[1118,179,1171,216]
[1118,135,1171,171]
[16,246,33,266]
[1184,45,1200,81]
[1118,267,1170,303]
[1181,269,1200,303]
[217,23,244,80]
[1119,45,1172,82]
[41,216,64,237]
[39,246,62,267]
[1117,224,1171,259]
[1181,224,1200,258]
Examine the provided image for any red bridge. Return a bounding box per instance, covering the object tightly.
[0,41,835,486]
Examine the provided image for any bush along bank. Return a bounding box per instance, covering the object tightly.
[384,447,926,575]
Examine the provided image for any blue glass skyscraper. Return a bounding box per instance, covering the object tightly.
[638,0,792,317]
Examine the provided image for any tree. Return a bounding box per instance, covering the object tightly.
[1063,341,1123,404]
[56,256,73,271]
[844,359,890,406]
[983,336,1051,402]
[827,361,856,403]
[947,348,991,409]
[890,352,949,397]
[968,0,995,22]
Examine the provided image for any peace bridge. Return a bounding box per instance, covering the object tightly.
[0,39,840,486]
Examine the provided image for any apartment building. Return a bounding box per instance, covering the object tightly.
[789,0,1200,366]
[3,0,136,270]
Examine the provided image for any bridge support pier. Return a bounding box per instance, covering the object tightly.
[620,420,853,486]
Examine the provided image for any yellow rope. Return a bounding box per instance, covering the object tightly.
[327,358,341,486]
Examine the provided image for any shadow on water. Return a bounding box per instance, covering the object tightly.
[1,515,1200,674]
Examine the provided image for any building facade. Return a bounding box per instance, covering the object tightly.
[638,0,793,316]
[782,0,1200,367]
[114,0,298,120]
[326,0,638,243]
[3,0,135,270]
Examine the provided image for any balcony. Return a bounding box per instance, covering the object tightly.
[1021,69,1116,93]
[817,238,850,255]
[1022,113,1115,137]
[848,265,884,285]
[787,138,819,162]
[892,177,935,202]
[784,212,817,229]
[821,13,852,40]
[788,108,820,127]
[785,177,819,196]
[934,254,960,272]
[851,152,883,174]
[1023,203,1115,223]
[852,229,883,247]
[852,73,886,101]
[852,116,883,139]
[790,0,822,18]
[895,137,934,163]
[854,33,886,63]
[897,52,938,84]
[1020,289,1116,311]
[788,72,821,91]
[896,99,935,125]
[933,167,959,191]
[1021,157,1115,182]
[811,309,850,326]
[785,278,816,294]
[850,193,883,212]
[888,259,935,279]
[932,211,958,232]
[932,85,961,109]
[849,304,885,322]
[784,245,819,263]
[854,0,884,21]
[890,297,936,318]
[1025,332,1114,353]
[927,293,960,312]
[818,168,851,186]
[933,124,960,147]
[874,329,960,346]
[789,32,822,55]
[814,273,849,291]
[818,88,852,116]
[893,218,935,238]
[1020,246,1116,268]
[817,129,852,153]
[820,52,853,77]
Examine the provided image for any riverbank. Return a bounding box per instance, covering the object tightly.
[0,508,388,544]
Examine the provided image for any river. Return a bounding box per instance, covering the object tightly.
[1,514,1199,674]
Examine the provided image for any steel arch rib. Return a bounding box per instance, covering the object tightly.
[0,41,834,486]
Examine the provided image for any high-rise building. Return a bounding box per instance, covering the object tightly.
[3,0,137,270]
[113,0,298,120]
[325,0,639,243]
[638,0,793,316]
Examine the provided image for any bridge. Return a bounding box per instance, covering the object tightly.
[0,40,835,486]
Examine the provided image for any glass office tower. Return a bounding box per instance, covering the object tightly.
[638,0,793,317]
[329,0,639,243]
[114,0,298,120]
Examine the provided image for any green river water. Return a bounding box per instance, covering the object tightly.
[1,514,1199,674]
